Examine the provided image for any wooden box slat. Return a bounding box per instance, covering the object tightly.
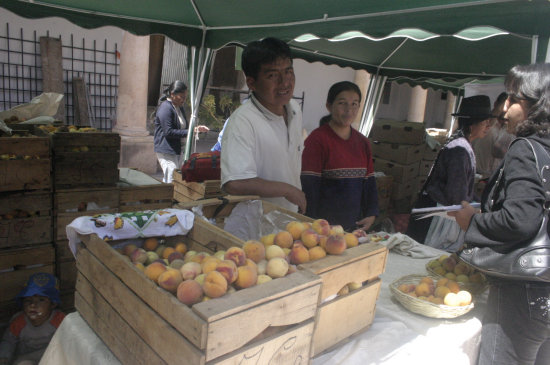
[55,239,74,262]
[0,216,53,248]
[53,152,119,187]
[0,244,55,270]
[0,159,51,192]
[173,170,223,202]
[52,132,120,148]
[0,190,52,216]
[119,184,174,212]
[57,259,77,291]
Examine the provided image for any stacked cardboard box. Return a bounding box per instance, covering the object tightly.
[370,119,425,214]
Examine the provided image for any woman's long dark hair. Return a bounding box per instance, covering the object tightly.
[319,81,362,126]
[158,80,188,105]
[505,63,550,137]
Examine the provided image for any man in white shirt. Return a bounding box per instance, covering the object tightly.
[221,38,306,213]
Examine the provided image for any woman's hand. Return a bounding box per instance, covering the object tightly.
[195,125,210,133]
[447,201,477,231]
[356,216,376,232]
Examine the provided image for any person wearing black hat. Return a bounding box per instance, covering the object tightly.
[406,95,492,251]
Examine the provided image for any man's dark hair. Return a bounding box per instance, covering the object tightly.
[241,37,292,79]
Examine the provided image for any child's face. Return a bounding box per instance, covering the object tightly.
[22,295,55,326]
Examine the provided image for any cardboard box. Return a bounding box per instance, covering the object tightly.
[0,137,51,192]
[391,181,416,200]
[423,143,441,161]
[75,219,321,364]
[373,158,419,183]
[369,119,425,145]
[375,175,393,201]
[372,141,423,165]
[419,160,434,177]
[0,190,52,248]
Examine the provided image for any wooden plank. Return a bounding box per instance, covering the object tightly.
[76,276,167,365]
[0,191,52,216]
[209,319,315,365]
[175,182,207,201]
[0,216,53,248]
[52,132,120,148]
[0,159,52,192]
[80,234,207,349]
[57,260,77,291]
[186,218,244,252]
[299,244,388,301]
[0,264,55,300]
[54,151,119,187]
[76,248,205,364]
[0,137,50,156]
[195,272,320,361]
[55,239,74,262]
[39,37,64,120]
[119,184,173,202]
[312,279,381,356]
[54,187,119,212]
[0,244,55,270]
[72,77,90,126]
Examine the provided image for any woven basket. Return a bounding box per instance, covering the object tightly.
[425,264,488,295]
[390,274,474,319]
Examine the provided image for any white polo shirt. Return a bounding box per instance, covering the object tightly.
[221,93,304,212]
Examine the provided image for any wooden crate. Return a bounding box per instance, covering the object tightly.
[54,187,119,241]
[57,259,77,291]
[0,244,55,323]
[0,190,52,248]
[173,170,224,203]
[0,137,51,192]
[119,169,173,212]
[52,132,120,188]
[175,196,388,357]
[75,224,321,364]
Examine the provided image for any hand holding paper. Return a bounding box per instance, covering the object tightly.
[447,201,479,230]
[412,202,480,220]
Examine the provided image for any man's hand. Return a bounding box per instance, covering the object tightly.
[447,201,477,231]
[285,187,307,214]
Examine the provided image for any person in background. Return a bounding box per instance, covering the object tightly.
[221,37,305,213]
[0,273,66,365]
[301,81,378,232]
[153,80,209,183]
[406,95,492,251]
[450,63,550,365]
[473,92,515,178]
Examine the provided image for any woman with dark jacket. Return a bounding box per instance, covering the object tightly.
[451,63,550,365]
[154,80,208,183]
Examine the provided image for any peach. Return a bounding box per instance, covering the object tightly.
[274,231,293,249]
[265,245,286,260]
[179,262,202,280]
[456,290,472,306]
[201,257,221,274]
[319,236,328,250]
[446,280,461,294]
[174,242,187,255]
[285,221,306,240]
[325,235,347,255]
[194,273,206,286]
[444,292,460,306]
[162,247,176,260]
[456,274,470,283]
[225,247,247,266]
[344,233,359,248]
[158,269,183,293]
[442,257,457,272]
[176,280,204,306]
[300,229,319,249]
[282,247,291,257]
[243,240,266,263]
[289,243,310,265]
[168,251,184,263]
[415,282,432,297]
[145,251,160,265]
[214,250,226,261]
[257,274,272,285]
[245,258,258,272]
[184,250,197,262]
[123,244,138,257]
[287,264,297,275]
[469,272,484,283]
[454,262,470,276]
[348,282,362,291]
[131,248,148,264]
[190,252,210,264]
[260,233,275,247]
[434,286,451,299]
[169,259,186,270]
[234,265,258,289]
[436,277,450,287]
[312,219,330,236]
[134,262,145,272]
[144,262,167,283]
[330,225,345,236]
[155,245,167,258]
[257,259,267,275]
[143,237,159,251]
[266,257,289,278]
[216,259,238,284]
[308,246,327,261]
[203,271,228,298]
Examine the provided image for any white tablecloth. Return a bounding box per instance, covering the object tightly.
[40,250,486,365]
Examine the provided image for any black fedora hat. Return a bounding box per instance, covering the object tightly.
[451,95,492,120]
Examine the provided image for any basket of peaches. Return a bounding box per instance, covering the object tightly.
[426,253,488,295]
[390,274,474,318]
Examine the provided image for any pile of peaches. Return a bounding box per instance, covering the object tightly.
[398,276,473,307]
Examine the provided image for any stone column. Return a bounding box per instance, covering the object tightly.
[444,93,457,131]
[407,85,428,123]
[113,31,158,174]
[353,70,371,130]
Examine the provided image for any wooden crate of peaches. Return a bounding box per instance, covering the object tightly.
[75,222,321,365]
[176,196,388,356]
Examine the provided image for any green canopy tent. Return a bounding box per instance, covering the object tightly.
[3,0,550,155]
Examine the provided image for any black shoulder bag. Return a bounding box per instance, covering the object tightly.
[459,138,550,282]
